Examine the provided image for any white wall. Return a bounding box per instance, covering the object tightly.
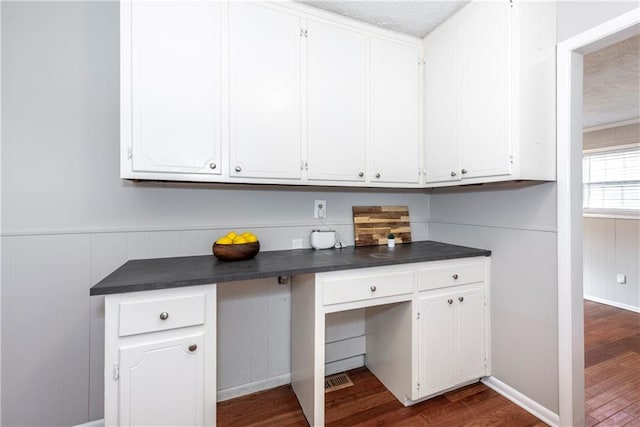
[0,2,430,425]
[429,183,559,413]
[557,1,639,42]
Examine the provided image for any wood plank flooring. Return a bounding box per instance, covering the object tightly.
[217,368,546,426]
[217,300,640,426]
[584,300,640,427]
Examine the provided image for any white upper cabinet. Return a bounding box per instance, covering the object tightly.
[459,2,510,180]
[370,37,422,185]
[122,1,222,177]
[424,27,460,184]
[306,20,367,183]
[228,2,302,180]
[423,1,557,186]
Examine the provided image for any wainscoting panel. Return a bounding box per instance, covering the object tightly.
[2,220,431,425]
[584,217,639,310]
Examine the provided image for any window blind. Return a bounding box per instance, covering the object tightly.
[583,146,640,215]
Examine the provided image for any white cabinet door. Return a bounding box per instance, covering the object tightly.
[418,284,486,399]
[306,20,367,182]
[418,294,455,396]
[126,1,221,175]
[459,2,511,179]
[370,38,421,184]
[424,27,460,184]
[119,334,204,426]
[228,2,302,180]
[454,287,486,383]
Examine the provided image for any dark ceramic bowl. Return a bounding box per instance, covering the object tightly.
[212,241,260,261]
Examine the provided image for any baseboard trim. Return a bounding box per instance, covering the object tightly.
[584,295,640,313]
[73,419,104,427]
[481,376,559,427]
[217,373,291,402]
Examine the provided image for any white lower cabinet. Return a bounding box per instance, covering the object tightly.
[104,285,216,427]
[418,284,487,398]
[118,334,205,426]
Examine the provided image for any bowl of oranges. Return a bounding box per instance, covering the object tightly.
[212,231,260,261]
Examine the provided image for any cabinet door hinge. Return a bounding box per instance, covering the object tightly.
[509,0,514,8]
[127,147,132,159]
[417,312,420,320]
[113,364,120,381]
[416,378,420,389]
[301,160,308,170]
[300,28,308,38]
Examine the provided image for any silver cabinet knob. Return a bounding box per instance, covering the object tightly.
[209,162,217,170]
[370,285,377,292]
[452,274,459,280]
[159,312,169,320]
[375,173,381,179]
[188,344,197,352]
[358,171,364,178]
[451,171,457,177]
[458,297,464,302]
[235,166,241,173]
[461,169,468,174]
[447,299,453,305]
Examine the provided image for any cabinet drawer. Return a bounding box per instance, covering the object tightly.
[119,294,206,337]
[418,260,485,291]
[323,271,414,306]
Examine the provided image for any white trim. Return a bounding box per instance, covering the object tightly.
[428,219,557,234]
[557,8,640,427]
[583,117,640,133]
[0,220,431,238]
[584,295,640,314]
[216,373,291,402]
[73,420,104,427]
[482,376,559,427]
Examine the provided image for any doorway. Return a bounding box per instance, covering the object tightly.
[557,8,639,427]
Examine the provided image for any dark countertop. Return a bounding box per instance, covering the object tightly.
[90,240,491,296]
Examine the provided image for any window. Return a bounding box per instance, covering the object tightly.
[583,144,640,216]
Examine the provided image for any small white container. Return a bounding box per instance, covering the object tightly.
[387,238,396,248]
[310,230,336,250]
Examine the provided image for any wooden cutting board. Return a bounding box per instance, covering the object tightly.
[353,206,411,247]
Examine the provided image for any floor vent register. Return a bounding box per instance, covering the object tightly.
[324,372,354,393]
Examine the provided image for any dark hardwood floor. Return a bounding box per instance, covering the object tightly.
[217,368,546,426]
[217,300,640,426]
[584,300,640,427]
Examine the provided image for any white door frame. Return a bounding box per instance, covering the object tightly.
[556,8,639,427]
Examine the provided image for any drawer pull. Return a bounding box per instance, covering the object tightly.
[448,299,453,305]
[159,312,169,321]
[458,297,464,302]
[188,344,198,352]
[452,274,459,280]
[370,285,377,292]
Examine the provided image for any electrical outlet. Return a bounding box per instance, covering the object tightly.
[616,274,627,285]
[314,200,327,219]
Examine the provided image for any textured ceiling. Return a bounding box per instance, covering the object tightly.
[583,34,640,129]
[298,0,469,38]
